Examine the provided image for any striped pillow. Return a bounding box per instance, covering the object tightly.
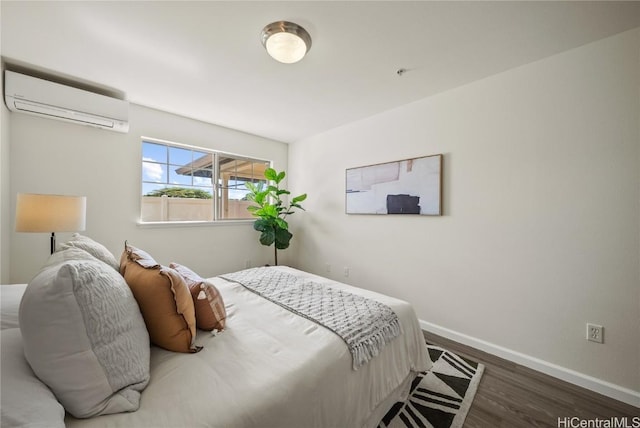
[170,263,226,332]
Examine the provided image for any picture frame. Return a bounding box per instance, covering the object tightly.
[345,154,442,215]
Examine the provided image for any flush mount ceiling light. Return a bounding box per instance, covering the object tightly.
[261,21,312,64]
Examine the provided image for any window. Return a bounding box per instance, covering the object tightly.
[141,139,269,222]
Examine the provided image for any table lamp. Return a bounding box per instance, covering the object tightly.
[15,193,87,254]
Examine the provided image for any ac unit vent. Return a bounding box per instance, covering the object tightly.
[4,70,129,133]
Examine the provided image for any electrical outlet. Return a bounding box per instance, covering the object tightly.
[325,263,331,273]
[244,260,252,269]
[586,323,604,344]
[344,267,350,277]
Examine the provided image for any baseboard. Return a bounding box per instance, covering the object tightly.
[420,320,640,408]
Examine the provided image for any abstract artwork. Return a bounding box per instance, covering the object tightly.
[346,154,442,215]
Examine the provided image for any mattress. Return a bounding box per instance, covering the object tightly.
[4,266,430,428]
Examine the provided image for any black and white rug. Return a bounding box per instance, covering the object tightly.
[379,345,485,428]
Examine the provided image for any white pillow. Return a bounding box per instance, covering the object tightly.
[19,251,150,418]
[45,245,100,266]
[0,328,65,428]
[60,233,119,271]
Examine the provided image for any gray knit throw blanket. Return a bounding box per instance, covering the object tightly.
[221,267,401,370]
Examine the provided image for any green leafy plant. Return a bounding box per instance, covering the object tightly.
[246,168,307,265]
[145,187,212,199]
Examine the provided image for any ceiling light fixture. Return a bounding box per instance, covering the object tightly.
[261,21,311,64]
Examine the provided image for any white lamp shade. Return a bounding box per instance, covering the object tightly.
[15,193,86,233]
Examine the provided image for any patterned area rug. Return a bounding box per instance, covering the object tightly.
[379,345,484,428]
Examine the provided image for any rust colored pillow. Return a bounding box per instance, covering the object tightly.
[170,263,226,332]
[120,243,199,353]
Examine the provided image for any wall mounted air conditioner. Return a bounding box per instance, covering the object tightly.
[4,70,129,133]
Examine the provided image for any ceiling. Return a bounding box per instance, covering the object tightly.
[2,1,639,143]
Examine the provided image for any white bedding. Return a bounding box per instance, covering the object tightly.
[4,266,430,428]
[1,284,27,330]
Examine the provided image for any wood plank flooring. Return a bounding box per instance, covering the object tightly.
[423,331,639,427]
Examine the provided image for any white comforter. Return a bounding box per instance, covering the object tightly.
[56,266,429,427]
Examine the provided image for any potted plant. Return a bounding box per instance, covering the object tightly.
[246,168,307,265]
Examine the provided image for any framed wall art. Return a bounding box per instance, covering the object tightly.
[345,154,442,216]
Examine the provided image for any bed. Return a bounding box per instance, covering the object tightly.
[1,238,429,428]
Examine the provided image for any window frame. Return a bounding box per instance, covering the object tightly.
[139,136,271,226]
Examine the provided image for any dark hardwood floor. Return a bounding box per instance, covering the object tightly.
[423,331,639,427]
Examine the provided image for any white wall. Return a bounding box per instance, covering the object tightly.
[8,103,288,283]
[0,67,11,283]
[288,28,640,401]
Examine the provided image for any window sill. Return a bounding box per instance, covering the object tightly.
[137,219,254,229]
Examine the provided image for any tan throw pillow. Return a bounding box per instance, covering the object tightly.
[170,263,226,332]
[120,243,199,353]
